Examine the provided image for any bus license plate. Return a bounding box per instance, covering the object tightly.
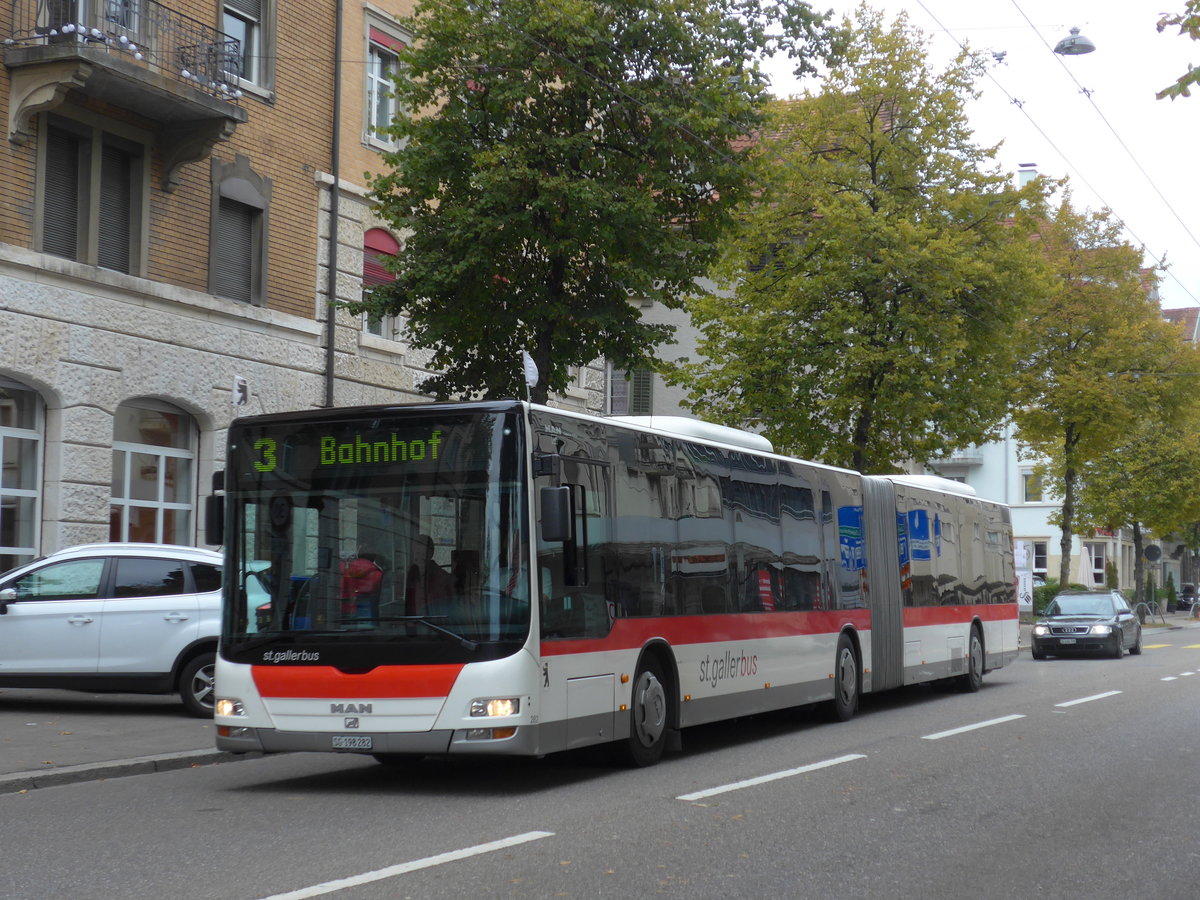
[332,735,373,750]
[1060,638,1076,645]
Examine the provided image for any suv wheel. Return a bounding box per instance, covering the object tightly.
[179,652,216,718]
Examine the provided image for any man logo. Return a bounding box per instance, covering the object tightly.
[345,717,360,729]
[330,702,373,714]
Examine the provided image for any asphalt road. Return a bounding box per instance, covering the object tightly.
[2,615,1199,900]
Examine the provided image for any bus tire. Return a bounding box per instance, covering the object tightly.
[825,633,859,722]
[957,627,984,693]
[178,652,216,718]
[616,654,669,767]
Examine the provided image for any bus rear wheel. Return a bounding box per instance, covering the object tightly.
[824,634,859,722]
[615,655,669,767]
[957,627,984,693]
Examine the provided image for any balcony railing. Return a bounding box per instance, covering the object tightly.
[7,0,243,102]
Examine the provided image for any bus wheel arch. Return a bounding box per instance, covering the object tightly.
[957,621,985,693]
[824,629,860,722]
[614,642,677,767]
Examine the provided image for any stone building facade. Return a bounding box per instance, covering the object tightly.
[0,0,603,568]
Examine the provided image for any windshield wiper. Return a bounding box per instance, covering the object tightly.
[379,615,479,651]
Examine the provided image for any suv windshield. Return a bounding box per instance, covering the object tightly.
[222,407,530,664]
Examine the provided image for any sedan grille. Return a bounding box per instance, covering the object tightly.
[1049,625,1092,635]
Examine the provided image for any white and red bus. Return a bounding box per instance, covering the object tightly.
[210,401,1017,766]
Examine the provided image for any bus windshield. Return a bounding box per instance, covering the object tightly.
[222,407,530,664]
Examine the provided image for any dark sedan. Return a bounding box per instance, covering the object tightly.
[1031,590,1142,660]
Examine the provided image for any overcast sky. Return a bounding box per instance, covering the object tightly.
[764,0,1200,309]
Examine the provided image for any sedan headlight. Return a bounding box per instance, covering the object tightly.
[1033,624,1048,636]
[1089,623,1113,635]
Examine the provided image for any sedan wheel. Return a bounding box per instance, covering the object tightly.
[1111,631,1124,660]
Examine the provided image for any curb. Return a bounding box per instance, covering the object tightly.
[0,748,262,795]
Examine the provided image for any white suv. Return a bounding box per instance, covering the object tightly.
[0,543,222,717]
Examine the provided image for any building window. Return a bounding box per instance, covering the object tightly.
[38,115,145,275]
[1083,541,1107,587]
[362,228,400,338]
[1021,471,1043,503]
[222,0,273,89]
[1032,540,1047,576]
[0,379,43,571]
[110,401,196,545]
[364,16,410,149]
[210,155,270,305]
[610,367,653,416]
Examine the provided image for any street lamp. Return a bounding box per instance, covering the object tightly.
[1053,27,1096,56]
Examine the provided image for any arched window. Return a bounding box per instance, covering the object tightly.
[363,228,400,339]
[110,401,197,545]
[0,378,44,570]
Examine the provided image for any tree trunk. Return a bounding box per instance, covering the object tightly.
[1132,521,1144,606]
[1058,460,1075,589]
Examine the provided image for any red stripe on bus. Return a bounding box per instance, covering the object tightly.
[251,664,464,698]
[902,604,1018,627]
[540,610,871,656]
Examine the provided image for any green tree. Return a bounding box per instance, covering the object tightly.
[1074,420,1200,603]
[354,0,831,403]
[669,6,1050,473]
[1157,2,1200,100]
[1012,195,1186,589]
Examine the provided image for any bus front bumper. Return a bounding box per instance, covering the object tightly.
[215,724,539,757]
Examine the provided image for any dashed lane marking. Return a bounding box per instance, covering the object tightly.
[922,714,1026,741]
[255,831,555,900]
[1055,691,1122,708]
[676,753,867,802]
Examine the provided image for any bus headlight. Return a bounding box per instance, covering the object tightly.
[470,698,519,717]
[216,698,245,717]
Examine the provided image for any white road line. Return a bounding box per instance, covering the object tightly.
[1181,672,1195,677]
[256,831,555,900]
[1163,676,1179,682]
[1055,690,1122,708]
[921,714,1025,741]
[676,753,866,802]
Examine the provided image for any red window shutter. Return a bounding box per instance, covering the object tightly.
[363,228,399,287]
[369,28,406,52]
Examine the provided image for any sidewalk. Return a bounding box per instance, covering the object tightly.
[0,688,253,794]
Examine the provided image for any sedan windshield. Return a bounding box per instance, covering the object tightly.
[1047,594,1115,616]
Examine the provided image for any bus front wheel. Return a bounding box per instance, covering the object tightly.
[616,655,669,767]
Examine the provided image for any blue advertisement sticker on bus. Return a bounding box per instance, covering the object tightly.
[896,510,909,566]
[838,506,866,571]
[908,509,931,561]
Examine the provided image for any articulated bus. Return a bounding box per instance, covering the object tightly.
[209,401,1017,766]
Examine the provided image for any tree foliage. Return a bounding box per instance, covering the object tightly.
[353,0,831,403]
[1073,412,1200,602]
[1157,2,1200,100]
[1011,194,1185,588]
[669,6,1050,473]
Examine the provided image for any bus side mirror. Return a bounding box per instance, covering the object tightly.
[205,495,224,546]
[205,470,225,546]
[540,487,573,542]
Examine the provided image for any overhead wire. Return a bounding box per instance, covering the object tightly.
[912,0,1200,306]
[1009,0,1200,255]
